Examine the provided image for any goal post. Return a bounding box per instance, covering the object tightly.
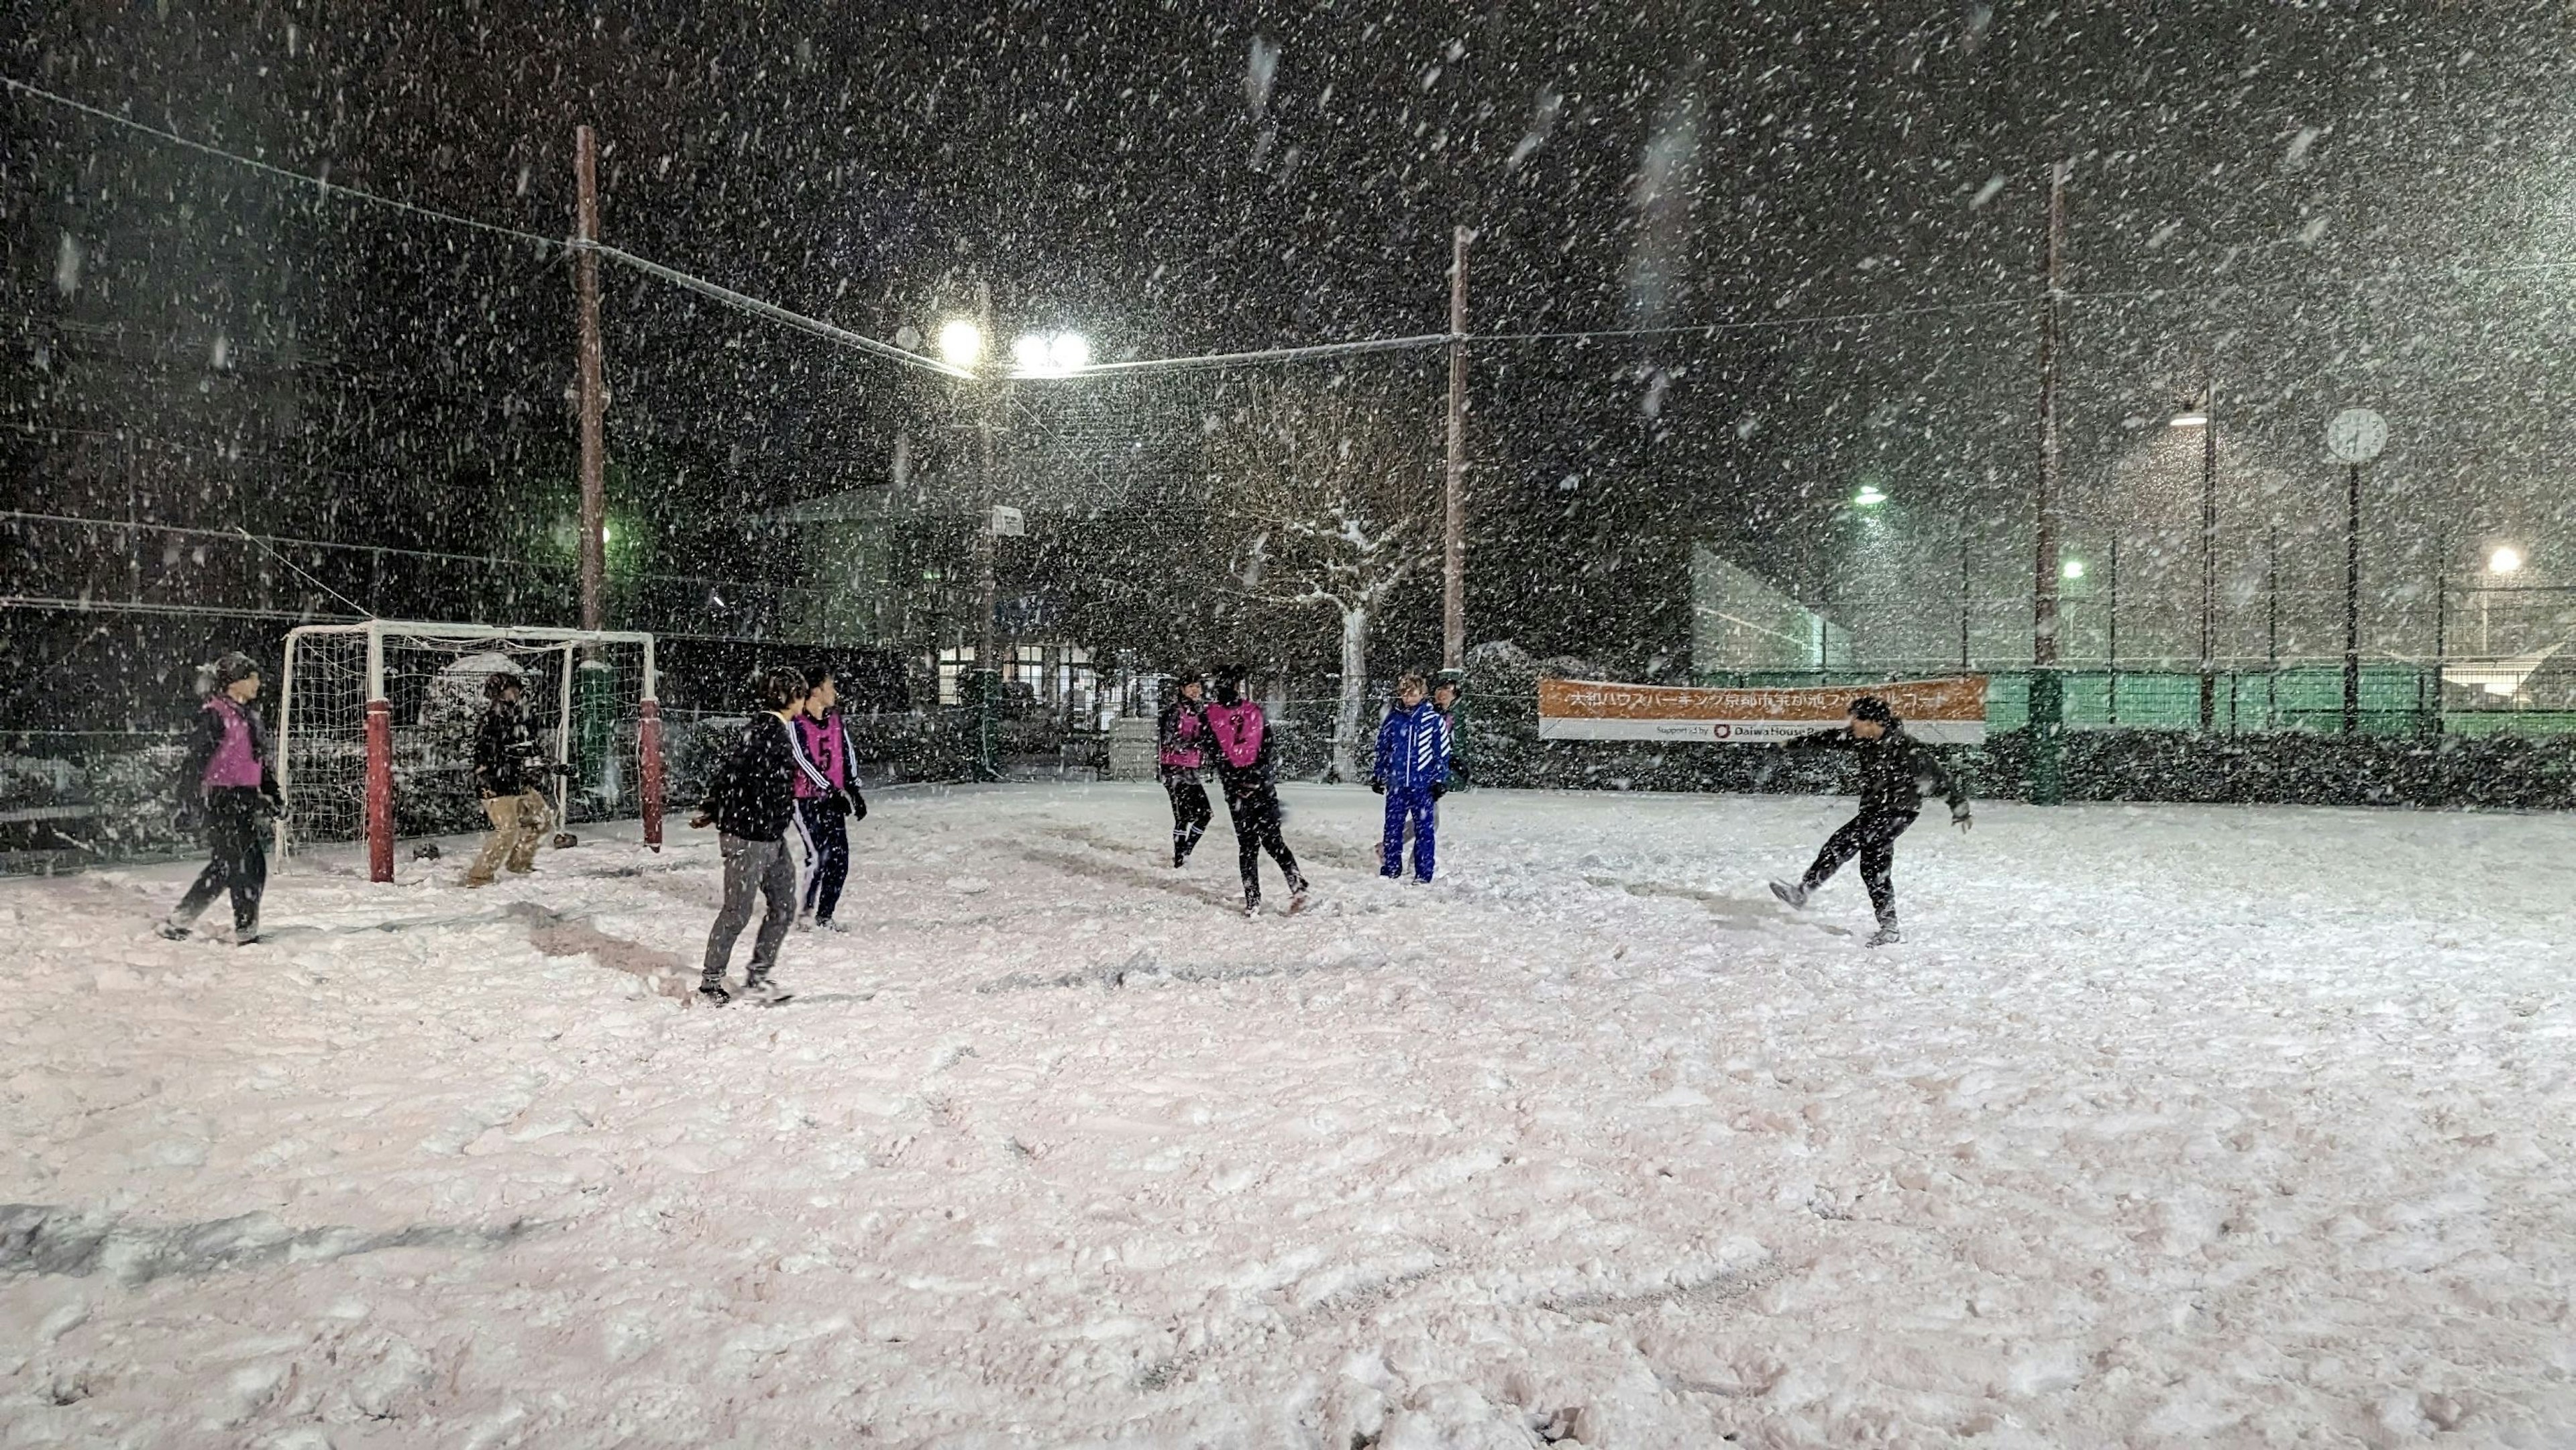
[276,621,661,881]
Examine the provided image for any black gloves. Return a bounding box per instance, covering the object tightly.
[553,762,578,778]
[843,790,867,823]
[1370,778,1386,794]
[1430,784,1447,800]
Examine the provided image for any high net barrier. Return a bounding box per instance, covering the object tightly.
[277,622,661,880]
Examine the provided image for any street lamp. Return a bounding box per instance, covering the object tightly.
[2489,545,2523,576]
[1853,483,1887,509]
[937,319,985,371]
[1010,330,1090,378]
[2060,558,2086,581]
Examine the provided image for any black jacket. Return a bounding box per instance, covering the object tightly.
[174,696,276,801]
[473,702,549,798]
[1789,726,1968,817]
[702,713,801,842]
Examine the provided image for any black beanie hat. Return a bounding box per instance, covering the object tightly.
[211,652,260,687]
[1849,694,1897,726]
[484,670,525,701]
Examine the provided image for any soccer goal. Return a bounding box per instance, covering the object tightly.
[276,621,663,881]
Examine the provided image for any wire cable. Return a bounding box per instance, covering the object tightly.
[0,74,564,250]
[2,74,963,378]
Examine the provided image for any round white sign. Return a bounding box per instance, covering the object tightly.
[2326,407,2386,465]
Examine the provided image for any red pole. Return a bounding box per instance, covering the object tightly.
[364,697,394,882]
[639,698,664,851]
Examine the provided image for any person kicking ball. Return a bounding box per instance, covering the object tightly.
[1768,694,1971,947]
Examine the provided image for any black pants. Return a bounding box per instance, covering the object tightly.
[1164,777,1211,864]
[1224,786,1304,904]
[704,834,798,988]
[792,798,850,922]
[1801,809,1918,927]
[174,787,268,933]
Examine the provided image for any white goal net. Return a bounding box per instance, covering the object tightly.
[277,622,661,878]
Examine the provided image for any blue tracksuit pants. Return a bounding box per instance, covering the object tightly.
[1380,788,1437,882]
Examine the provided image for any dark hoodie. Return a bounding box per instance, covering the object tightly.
[1790,716,1967,817]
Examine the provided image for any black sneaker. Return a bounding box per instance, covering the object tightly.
[1866,926,1901,947]
[1770,880,1810,909]
[155,919,192,941]
[698,983,732,1007]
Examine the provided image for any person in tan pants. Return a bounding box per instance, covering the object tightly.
[464,672,559,886]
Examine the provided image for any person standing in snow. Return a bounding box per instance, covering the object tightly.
[692,666,817,1004]
[160,652,279,944]
[791,664,867,933]
[1157,672,1214,868]
[1766,694,1971,947]
[462,671,561,888]
[1204,667,1309,916]
[1431,677,1461,786]
[1372,672,1451,883]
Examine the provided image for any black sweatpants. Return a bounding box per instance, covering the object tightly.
[1800,809,1919,927]
[793,797,851,922]
[1164,777,1212,864]
[174,787,268,933]
[704,834,798,988]
[1224,786,1305,904]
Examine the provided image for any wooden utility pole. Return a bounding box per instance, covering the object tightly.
[1442,225,1470,673]
[2032,164,2066,668]
[574,125,608,632]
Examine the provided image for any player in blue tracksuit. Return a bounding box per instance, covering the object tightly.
[1372,672,1452,882]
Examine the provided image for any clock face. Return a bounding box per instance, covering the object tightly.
[2326,408,2387,464]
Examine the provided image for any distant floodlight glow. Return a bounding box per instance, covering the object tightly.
[1050,331,1090,372]
[2061,559,2086,581]
[2489,546,2524,576]
[2169,411,2209,427]
[936,319,984,369]
[1853,484,1887,507]
[1011,333,1053,373]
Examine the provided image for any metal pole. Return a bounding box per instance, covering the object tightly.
[2198,385,2217,729]
[1957,508,1971,670]
[2343,461,2361,733]
[1442,224,1470,673]
[2266,523,2279,729]
[574,125,608,633]
[2107,535,2119,724]
[2433,570,2447,737]
[2033,164,2065,668]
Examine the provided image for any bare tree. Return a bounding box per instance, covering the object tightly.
[1210,381,1437,782]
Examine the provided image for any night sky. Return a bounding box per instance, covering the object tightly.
[9,1,2576,701]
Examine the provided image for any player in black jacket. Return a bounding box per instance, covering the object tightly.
[692,666,816,1004]
[463,672,564,886]
[1156,674,1214,867]
[1767,694,1971,946]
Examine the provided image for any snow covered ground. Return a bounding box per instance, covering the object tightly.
[5,783,2575,1448]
